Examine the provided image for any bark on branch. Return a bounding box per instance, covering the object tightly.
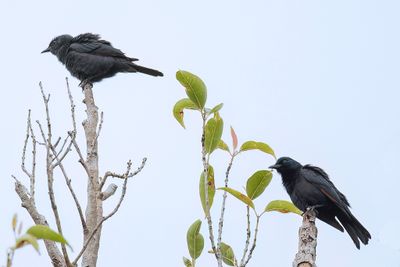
[80,83,103,267]
[13,80,144,267]
[293,209,318,267]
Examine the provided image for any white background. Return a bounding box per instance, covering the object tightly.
[0,0,399,266]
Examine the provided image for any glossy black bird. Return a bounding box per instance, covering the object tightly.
[270,157,371,249]
[42,33,163,85]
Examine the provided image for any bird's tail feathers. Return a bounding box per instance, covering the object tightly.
[128,64,163,77]
[339,213,371,249]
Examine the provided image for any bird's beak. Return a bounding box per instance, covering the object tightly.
[269,164,281,169]
[41,47,51,54]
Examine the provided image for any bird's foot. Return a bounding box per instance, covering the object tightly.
[79,79,92,89]
[303,205,323,216]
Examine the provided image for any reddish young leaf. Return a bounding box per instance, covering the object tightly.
[230,126,238,151]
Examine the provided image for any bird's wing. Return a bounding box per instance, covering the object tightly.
[302,165,351,215]
[69,33,138,61]
[72,33,109,44]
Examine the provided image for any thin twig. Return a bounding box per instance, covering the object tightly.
[21,110,32,178]
[244,215,260,266]
[240,206,251,267]
[100,158,147,190]
[69,132,91,177]
[12,175,65,267]
[92,111,104,149]
[52,137,74,169]
[50,144,87,231]
[39,85,71,266]
[21,110,37,204]
[52,135,70,162]
[72,159,144,265]
[217,153,236,264]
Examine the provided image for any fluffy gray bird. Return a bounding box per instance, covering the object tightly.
[270,157,371,249]
[42,33,163,85]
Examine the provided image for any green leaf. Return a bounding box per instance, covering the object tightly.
[205,113,224,154]
[240,141,276,159]
[176,70,207,109]
[246,170,273,200]
[264,200,302,215]
[217,140,230,153]
[186,220,204,259]
[199,166,215,215]
[209,103,224,114]
[14,234,40,253]
[218,187,255,209]
[183,257,192,267]
[27,225,70,248]
[220,242,236,266]
[173,98,198,128]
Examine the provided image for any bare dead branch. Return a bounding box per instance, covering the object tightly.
[66,78,77,131]
[68,131,91,178]
[39,82,52,141]
[51,144,87,232]
[39,85,71,266]
[21,110,37,204]
[101,183,118,201]
[52,137,74,169]
[73,159,139,266]
[21,110,32,178]
[12,175,66,267]
[54,136,62,148]
[92,111,104,149]
[100,157,147,190]
[80,82,102,267]
[293,209,317,267]
[52,135,70,162]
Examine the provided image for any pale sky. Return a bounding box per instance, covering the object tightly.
[1,0,399,266]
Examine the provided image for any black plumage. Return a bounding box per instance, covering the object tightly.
[270,157,371,249]
[42,33,163,85]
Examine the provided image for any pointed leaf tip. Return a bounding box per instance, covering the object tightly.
[186,220,204,259]
[173,98,198,128]
[14,234,40,254]
[246,170,272,200]
[240,141,276,159]
[27,225,71,249]
[183,257,192,267]
[217,140,230,153]
[230,126,238,151]
[209,103,224,114]
[220,242,236,266]
[176,70,207,109]
[264,200,302,215]
[205,114,224,154]
[218,187,255,209]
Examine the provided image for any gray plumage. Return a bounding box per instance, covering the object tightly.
[42,33,163,84]
[270,157,371,249]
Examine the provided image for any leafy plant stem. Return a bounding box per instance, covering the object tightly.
[201,110,220,264]
[240,206,251,267]
[244,215,261,266]
[217,152,236,265]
